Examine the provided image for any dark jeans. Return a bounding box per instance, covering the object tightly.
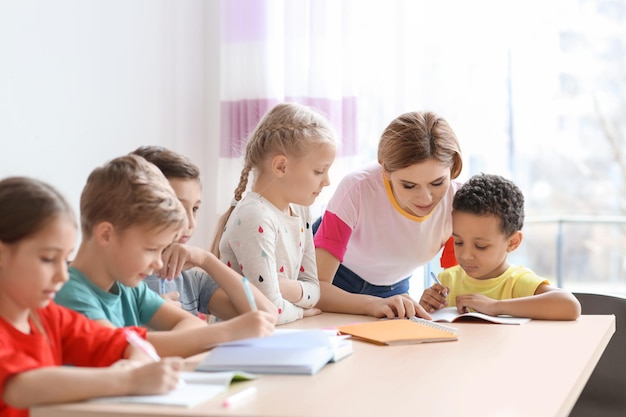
[312,217,411,297]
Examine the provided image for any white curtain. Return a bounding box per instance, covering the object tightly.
[210,0,564,230]
[215,0,362,219]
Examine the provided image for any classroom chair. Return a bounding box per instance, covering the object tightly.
[568,292,626,417]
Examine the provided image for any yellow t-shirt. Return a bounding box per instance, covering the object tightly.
[439,265,549,306]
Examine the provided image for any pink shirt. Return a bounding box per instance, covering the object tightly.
[315,162,460,286]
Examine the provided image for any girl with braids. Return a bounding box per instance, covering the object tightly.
[0,177,183,417]
[212,103,337,324]
[314,111,463,319]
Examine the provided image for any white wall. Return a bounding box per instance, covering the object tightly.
[0,0,221,249]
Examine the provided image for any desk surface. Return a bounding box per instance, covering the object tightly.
[32,313,615,417]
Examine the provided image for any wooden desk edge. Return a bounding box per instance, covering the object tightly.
[557,314,616,417]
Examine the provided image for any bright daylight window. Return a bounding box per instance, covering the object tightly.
[218,0,626,296]
[317,0,626,296]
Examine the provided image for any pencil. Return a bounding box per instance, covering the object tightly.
[124,328,160,361]
[430,271,442,286]
[223,386,257,408]
[430,271,448,297]
[242,276,258,311]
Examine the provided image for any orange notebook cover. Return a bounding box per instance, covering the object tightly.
[337,318,459,346]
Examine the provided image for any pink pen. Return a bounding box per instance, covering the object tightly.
[223,386,257,408]
[123,328,160,361]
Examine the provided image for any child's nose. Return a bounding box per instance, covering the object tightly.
[456,246,471,261]
[322,172,331,187]
[187,212,197,231]
[154,255,164,271]
[56,262,70,283]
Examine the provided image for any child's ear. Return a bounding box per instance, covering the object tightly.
[93,222,114,246]
[506,230,523,253]
[271,155,288,177]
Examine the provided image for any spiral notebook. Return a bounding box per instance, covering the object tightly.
[336,318,459,346]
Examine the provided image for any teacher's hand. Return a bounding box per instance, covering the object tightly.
[366,294,432,320]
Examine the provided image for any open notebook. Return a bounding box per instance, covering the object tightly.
[430,307,531,325]
[337,318,459,346]
[196,329,353,375]
[89,371,255,408]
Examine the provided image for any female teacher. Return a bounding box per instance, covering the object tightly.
[313,111,463,319]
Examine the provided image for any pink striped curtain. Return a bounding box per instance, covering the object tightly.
[219,0,358,158]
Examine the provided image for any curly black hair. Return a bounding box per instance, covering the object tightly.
[453,173,524,236]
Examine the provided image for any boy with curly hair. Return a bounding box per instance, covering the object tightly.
[420,173,580,320]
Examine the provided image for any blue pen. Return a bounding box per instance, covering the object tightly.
[160,278,166,295]
[430,271,448,297]
[242,276,258,311]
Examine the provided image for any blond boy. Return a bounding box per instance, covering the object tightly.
[55,155,276,357]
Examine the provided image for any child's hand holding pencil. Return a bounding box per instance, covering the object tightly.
[418,272,450,313]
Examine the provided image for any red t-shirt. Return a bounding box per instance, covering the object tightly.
[0,302,146,417]
[440,236,458,269]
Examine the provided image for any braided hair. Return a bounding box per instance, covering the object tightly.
[211,103,337,256]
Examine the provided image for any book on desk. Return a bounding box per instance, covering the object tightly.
[195,329,353,375]
[430,306,531,325]
[89,370,256,407]
[336,317,459,346]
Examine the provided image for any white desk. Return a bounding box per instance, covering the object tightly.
[32,313,615,417]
